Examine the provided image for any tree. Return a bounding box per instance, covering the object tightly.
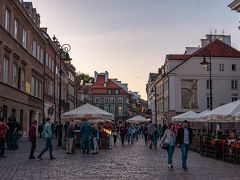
[76,72,94,84]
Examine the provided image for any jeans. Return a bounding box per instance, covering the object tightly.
[13,133,19,150]
[93,137,99,153]
[113,135,117,145]
[7,133,14,150]
[181,144,189,168]
[0,138,5,156]
[127,134,133,144]
[120,134,125,145]
[30,138,36,158]
[167,145,175,165]
[66,138,74,153]
[81,137,89,153]
[38,138,53,158]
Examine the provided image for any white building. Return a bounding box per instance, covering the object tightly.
[148,34,240,125]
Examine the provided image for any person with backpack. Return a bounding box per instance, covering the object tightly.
[29,120,37,159]
[0,118,9,158]
[37,118,56,160]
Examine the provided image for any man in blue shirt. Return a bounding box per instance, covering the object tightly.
[80,119,91,154]
[177,120,193,170]
[37,118,56,160]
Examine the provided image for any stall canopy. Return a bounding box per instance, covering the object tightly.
[200,100,240,122]
[126,115,150,124]
[171,111,199,122]
[61,103,114,120]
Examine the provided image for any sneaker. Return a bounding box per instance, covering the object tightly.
[29,156,36,159]
[37,155,43,160]
[167,164,172,168]
[50,157,56,160]
[170,164,173,168]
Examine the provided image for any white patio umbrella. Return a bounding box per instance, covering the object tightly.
[61,103,114,120]
[126,115,150,124]
[171,111,199,122]
[200,100,240,123]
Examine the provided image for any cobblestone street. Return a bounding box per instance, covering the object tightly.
[0,138,239,180]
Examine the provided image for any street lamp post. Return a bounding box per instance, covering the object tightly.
[53,36,72,123]
[151,87,157,124]
[200,54,213,131]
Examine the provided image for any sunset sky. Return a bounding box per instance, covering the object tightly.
[30,0,240,99]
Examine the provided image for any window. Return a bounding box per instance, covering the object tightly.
[104,97,109,104]
[39,82,42,99]
[14,19,19,39]
[22,29,27,48]
[110,106,115,113]
[206,80,212,89]
[118,97,123,104]
[231,80,238,90]
[95,97,100,103]
[20,69,25,91]
[104,106,109,112]
[40,48,44,64]
[219,64,224,71]
[110,97,115,104]
[232,64,237,71]
[45,53,48,66]
[115,89,120,94]
[3,57,9,83]
[13,64,18,87]
[48,80,53,96]
[51,59,54,72]
[207,97,210,109]
[35,79,39,97]
[107,89,112,94]
[49,56,52,69]
[232,97,238,102]
[5,9,10,32]
[31,77,35,95]
[37,45,40,61]
[32,41,37,58]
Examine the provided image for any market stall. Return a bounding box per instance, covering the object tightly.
[126,115,150,124]
[61,103,114,149]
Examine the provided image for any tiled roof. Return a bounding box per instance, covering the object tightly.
[192,39,240,57]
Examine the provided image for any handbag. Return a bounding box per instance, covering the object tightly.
[161,142,168,150]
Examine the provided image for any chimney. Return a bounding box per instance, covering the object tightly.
[105,71,109,83]
[94,71,98,82]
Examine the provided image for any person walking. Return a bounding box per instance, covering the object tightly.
[29,120,37,159]
[160,123,176,168]
[66,121,75,154]
[152,125,160,149]
[92,124,99,154]
[37,118,56,160]
[0,118,9,158]
[80,119,91,154]
[143,125,148,145]
[176,120,193,170]
[113,126,118,146]
[119,125,127,146]
[38,123,43,138]
[7,117,16,150]
[127,124,133,145]
[56,122,63,147]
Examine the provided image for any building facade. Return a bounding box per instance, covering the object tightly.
[0,0,78,135]
[147,34,240,125]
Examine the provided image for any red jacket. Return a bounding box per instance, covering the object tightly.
[0,123,8,138]
[29,125,36,141]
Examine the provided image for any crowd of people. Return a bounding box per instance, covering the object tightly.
[0,116,193,171]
